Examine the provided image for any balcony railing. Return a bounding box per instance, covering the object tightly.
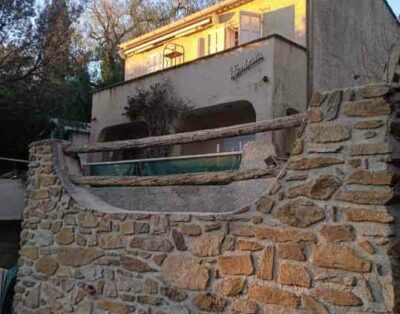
[64,113,306,187]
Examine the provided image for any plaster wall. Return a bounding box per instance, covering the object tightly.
[91,36,307,160]
[310,0,400,92]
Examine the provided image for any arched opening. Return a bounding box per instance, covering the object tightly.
[98,122,149,161]
[177,101,256,156]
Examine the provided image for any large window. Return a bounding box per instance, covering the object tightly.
[239,11,262,45]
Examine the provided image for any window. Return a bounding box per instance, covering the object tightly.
[147,52,162,72]
[198,37,206,57]
[207,32,218,55]
[225,27,239,49]
[239,11,262,45]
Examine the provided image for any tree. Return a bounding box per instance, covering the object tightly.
[124,81,191,157]
[83,0,220,86]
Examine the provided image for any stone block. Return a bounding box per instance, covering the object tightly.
[257,247,274,280]
[277,243,305,261]
[161,255,209,290]
[129,237,173,252]
[217,253,254,275]
[348,170,393,185]
[344,98,391,117]
[320,225,355,242]
[274,200,325,228]
[289,156,344,170]
[314,244,371,272]
[248,283,301,309]
[308,124,351,143]
[336,189,393,205]
[188,233,224,257]
[278,261,311,288]
[315,288,362,306]
[215,277,245,296]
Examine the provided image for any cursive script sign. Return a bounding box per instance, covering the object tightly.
[230,53,264,80]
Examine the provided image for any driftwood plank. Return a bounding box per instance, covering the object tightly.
[65,113,305,154]
[71,168,277,187]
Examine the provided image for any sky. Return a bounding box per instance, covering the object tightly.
[388,0,400,16]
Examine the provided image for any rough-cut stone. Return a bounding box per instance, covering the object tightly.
[24,286,40,309]
[55,228,74,245]
[336,189,393,205]
[171,229,186,251]
[35,257,59,276]
[354,119,384,129]
[121,222,134,235]
[58,248,104,267]
[315,288,363,306]
[245,225,317,243]
[193,293,226,312]
[358,240,375,254]
[363,84,391,98]
[137,295,163,305]
[188,233,224,257]
[257,247,274,280]
[153,254,167,266]
[348,170,393,185]
[180,224,201,236]
[291,139,304,155]
[228,299,258,314]
[78,212,98,228]
[217,253,254,275]
[129,237,173,252]
[277,243,305,261]
[344,98,391,117]
[314,244,371,272]
[161,255,209,290]
[256,196,274,214]
[289,156,344,170]
[160,287,187,302]
[150,215,169,234]
[236,240,263,251]
[350,143,392,156]
[308,123,351,143]
[20,247,39,260]
[100,234,126,249]
[303,296,329,314]
[278,261,311,288]
[310,91,328,108]
[215,277,245,296]
[286,175,342,200]
[248,283,301,309]
[320,225,355,242]
[344,206,394,223]
[274,200,325,228]
[97,300,129,314]
[120,255,154,272]
[308,108,323,123]
[320,89,342,121]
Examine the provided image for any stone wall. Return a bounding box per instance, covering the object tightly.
[14,84,400,313]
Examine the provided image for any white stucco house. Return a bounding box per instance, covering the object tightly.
[88,0,400,171]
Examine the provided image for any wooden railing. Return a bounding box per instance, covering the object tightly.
[66,113,306,187]
[64,114,305,154]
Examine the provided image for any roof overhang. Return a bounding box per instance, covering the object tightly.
[119,0,254,58]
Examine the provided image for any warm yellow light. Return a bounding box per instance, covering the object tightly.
[125,18,212,56]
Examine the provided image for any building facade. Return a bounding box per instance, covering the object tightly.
[90,0,400,163]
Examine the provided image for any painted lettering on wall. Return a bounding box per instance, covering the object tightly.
[230,53,264,80]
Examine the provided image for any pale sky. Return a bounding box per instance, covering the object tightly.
[387,0,400,16]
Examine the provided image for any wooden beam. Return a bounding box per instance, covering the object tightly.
[70,168,277,187]
[64,113,306,154]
